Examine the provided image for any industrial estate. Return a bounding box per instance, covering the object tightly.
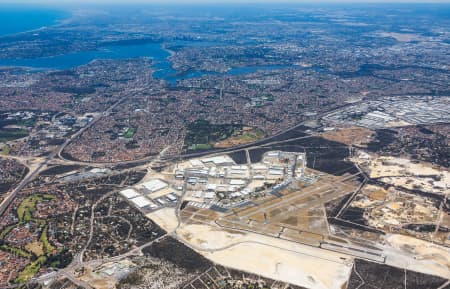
[0,2,449,289]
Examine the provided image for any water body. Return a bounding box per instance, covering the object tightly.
[0,5,68,37]
[0,43,172,71]
[0,7,296,85]
[0,41,296,86]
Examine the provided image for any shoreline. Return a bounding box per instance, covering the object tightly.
[0,6,71,38]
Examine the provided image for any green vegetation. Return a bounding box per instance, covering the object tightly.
[185,119,242,150]
[0,117,35,142]
[44,249,73,268]
[17,197,36,223]
[118,271,143,287]
[0,244,32,258]
[16,118,36,128]
[124,127,137,138]
[0,193,61,283]
[0,224,15,240]
[125,140,140,149]
[16,256,47,283]
[17,194,55,223]
[235,128,265,142]
[1,145,10,155]
[213,127,266,148]
[0,129,29,142]
[40,226,55,255]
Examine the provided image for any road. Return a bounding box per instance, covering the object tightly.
[53,104,330,168]
[0,100,361,288]
[0,97,126,217]
[0,154,51,216]
[25,234,170,289]
[0,92,354,216]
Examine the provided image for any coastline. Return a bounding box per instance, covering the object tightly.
[0,6,70,38]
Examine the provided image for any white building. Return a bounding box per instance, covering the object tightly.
[143,179,169,193]
[189,159,204,167]
[230,179,246,186]
[120,188,140,199]
[204,192,216,199]
[167,194,177,202]
[201,156,234,166]
[130,196,153,208]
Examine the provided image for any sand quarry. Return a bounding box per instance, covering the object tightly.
[359,155,449,195]
[146,205,450,288]
[383,234,450,279]
[177,223,353,289]
[147,208,353,289]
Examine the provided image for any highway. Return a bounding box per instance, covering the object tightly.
[0,152,52,217]
[52,102,340,168]
[0,97,366,288]
[0,96,126,217]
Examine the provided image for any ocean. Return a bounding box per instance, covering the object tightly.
[0,5,67,37]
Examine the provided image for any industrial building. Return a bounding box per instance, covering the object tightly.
[142,179,169,193]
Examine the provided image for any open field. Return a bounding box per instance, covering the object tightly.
[321,126,375,148]
[214,127,265,148]
[358,154,449,195]
[383,234,450,279]
[176,223,353,289]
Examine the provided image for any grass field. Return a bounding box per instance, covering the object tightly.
[214,127,265,148]
[0,193,60,283]
[0,192,64,284]
[40,225,55,254]
[25,241,44,256]
[16,256,47,283]
[188,143,213,150]
[0,244,32,258]
[1,145,10,155]
[0,129,29,142]
[185,119,242,150]
[17,194,56,223]
[124,127,137,138]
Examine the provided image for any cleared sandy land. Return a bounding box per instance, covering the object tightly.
[366,156,449,195]
[79,268,117,289]
[146,203,450,288]
[204,243,351,289]
[385,120,411,127]
[146,208,179,232]
[79,260,136,289]
[369,156,438,177]
[321,126,374,147]
[144,163,449,288]
[383,234,450,279]
[176,224,353,289]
